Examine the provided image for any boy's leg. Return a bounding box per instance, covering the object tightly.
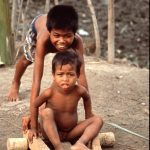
[67,115,103,150]
[7,55,32,101]
[40,108,64,150]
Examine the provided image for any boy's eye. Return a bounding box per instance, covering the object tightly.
[54,34,60,38]
[65,35,73,38]
[57,73,63,76]
[67,73,75,76]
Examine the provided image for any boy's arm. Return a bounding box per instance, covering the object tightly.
[75,34,88,90]
[80,86,94,119]
[30,88,51,141]
[30,38,47,105]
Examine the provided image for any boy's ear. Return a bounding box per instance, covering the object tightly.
[52,73,55,80]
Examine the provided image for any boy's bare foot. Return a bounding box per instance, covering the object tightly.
[71,141,91,150]
[7,81,20,101]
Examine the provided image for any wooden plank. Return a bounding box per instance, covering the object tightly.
[23,131,50,150]
[92,134,102,150]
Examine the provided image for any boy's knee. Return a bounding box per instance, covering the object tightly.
[20,55,32,67]
[40,108,54,119]
[93,115,103,127]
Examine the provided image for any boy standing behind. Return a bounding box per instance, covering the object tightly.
[29,50,103,150]
[7,5,88,104]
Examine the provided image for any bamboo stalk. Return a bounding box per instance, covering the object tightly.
[108,0,115,63]
[87,0,101,58]
[45,0,50,13]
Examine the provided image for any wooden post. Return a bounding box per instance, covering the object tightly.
[54,0,59,5]
[11,0,17,34]
[45,0,50,13]
[0,0,15,65]
[108,0,115,63]
[87,0,101,58]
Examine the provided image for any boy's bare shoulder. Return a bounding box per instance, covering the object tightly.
[75,33,83,42]
[76,84,89,96]
[73,33,84,54]
[42,87,53,98]
[36,15,50,43]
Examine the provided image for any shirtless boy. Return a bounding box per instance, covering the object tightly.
[7,5,88,103]
[29,50,103,150]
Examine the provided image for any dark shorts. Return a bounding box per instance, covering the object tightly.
[23,15,42,62]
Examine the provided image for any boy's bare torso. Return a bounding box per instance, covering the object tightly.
[45,85,82,132]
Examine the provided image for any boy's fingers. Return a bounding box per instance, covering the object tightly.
[22,116,31,132]
[28,132,38,143]
[28,131,34,143]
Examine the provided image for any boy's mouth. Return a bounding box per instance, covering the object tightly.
[56,44,68,50]
[61,83,70,89]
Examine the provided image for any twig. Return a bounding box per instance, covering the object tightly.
[86,0,101,58]
[106,122,149,140]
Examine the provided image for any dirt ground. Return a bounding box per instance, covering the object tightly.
[0,54,149,150]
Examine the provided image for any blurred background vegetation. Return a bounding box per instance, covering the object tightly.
[2,0,149,68]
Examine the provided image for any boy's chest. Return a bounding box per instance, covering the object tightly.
[47,93,80,112]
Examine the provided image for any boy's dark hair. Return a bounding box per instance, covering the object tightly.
[46,5,78,33]
[52,49,81,77]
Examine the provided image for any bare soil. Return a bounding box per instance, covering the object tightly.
[0,54,149,150]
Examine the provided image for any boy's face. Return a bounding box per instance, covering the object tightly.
[53,64,78,91]
[49,29,75,51]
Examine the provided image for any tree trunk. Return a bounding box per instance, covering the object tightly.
[0,0,15,65]
[54,0,59,5]
[87,0,101,58]
[108,0,115,63]
[45,0,50,13]
[11,0,17,34]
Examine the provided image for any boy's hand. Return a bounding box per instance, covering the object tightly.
[28,129,38,143]
[22,116,31,133]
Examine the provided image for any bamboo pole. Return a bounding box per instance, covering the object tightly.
[11,0,17,34]
[108,0,115,63]
[22,0,31,41]
[45,0,50,13]
[0,0,15,65]
[87,0,101,58]
[54,0,59,5]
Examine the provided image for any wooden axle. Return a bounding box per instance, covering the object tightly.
[7,132,115,150]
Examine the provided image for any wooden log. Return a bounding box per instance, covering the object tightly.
[92,134,102,150]
[7,138,28,150]
[91,132,115,149]
[99,132,115,147]
[108,0,115,63]
[7,132,115,150]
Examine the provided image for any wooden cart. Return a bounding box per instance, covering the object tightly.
[7,131,115,150]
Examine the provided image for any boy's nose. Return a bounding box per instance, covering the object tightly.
[59,37,65,43]
[63,75,69,81]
